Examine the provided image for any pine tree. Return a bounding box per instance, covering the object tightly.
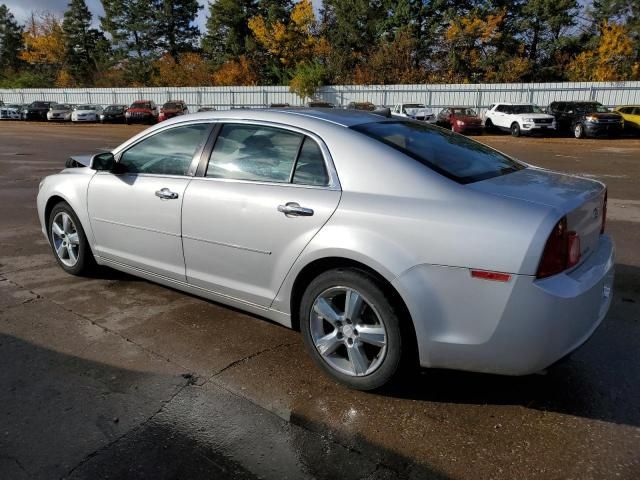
[101,0,160,84]
[0,4,24,76]
[62,0,106,85]
[202,0,259,67]
[156,0,201,59]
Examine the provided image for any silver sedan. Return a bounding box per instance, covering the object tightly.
[37,109,614,390]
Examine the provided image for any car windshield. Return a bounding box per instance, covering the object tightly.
[403,104,426,115]
[8,104,21,109]
[163,102,179,109]
[508,105,543,114]
[452,108,477,116]
[53,104,71,110]
[576,103,608,113]
[352,121,525,184]
[105,106,123,112]
[131,102,151,109]
[30,102,49,108]
[76,105,96,110]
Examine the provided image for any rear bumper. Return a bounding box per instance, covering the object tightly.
[394,234,615,375]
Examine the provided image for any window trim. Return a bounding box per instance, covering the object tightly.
[194,119,341,190]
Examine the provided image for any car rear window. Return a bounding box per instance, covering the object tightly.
[351,120,525,184]
[131,102,151,109]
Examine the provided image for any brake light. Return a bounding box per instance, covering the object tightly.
[536,217,581,278]
[601,190,607,234]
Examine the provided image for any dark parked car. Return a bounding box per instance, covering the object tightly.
[437,107,484,134]
[158,100,188,122]
[23,101,54,121]
[197,106,217,112]
[307,101,335,108]
[346,101,376,111]
[100,105,128,123]
[125,100,159,125]
[548,101,623,138]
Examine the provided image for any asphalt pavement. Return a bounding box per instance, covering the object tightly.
[1,122,639,479]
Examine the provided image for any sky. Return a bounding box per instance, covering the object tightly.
[2,1,323,32]
[3,0,211,31]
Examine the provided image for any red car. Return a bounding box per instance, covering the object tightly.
[158,100,188,122]
[436,107,484,134]
[125,100,159,125]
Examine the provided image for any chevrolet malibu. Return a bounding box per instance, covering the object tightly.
[37,109,614,390]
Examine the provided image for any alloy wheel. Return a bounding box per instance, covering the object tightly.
[51,212,80,267]
[309,287,387,377]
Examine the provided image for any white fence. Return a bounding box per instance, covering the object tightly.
[1,82,639,113]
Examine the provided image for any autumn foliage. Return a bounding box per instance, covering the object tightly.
[1,0,639,91]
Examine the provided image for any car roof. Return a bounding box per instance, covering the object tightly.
[494,102,535,106]
[168,107,390,128]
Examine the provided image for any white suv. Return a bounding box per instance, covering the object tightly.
[484,103,556,137]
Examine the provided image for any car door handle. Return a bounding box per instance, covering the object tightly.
[278,202,314,217]
[155,188,179,200]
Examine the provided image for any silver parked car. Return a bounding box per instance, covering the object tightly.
[37,109,614,390]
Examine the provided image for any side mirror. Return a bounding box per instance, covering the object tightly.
[90,152,115,171]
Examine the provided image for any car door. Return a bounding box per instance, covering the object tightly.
[492,105,508,128]
[181,122,341,307]
[88,122,212,281]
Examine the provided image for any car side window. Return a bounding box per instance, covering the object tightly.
[119,124,210,176]
[633,107,640,115]
[207,124,303,183]
[495,105,505,113]
[293,137,329,187]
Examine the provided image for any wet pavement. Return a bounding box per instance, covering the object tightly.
[1,122,639,479]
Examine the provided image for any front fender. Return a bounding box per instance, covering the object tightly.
[37,169,96,250]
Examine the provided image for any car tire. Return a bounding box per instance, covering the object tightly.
[574,123,585,139]
[47,202,95,276]
[484,118,494,132]
[511,122,521,137]
[300,268,405,390]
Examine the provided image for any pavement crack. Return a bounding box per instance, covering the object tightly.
[0,454,31,478]
[205,341,296,383]
[61,375,193,480]
[0,274,191,372]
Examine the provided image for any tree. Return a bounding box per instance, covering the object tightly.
[20,12,66,84]
[152,52,213,86]
[101,0,160,84]
[202,0,258,67]
[0,4,23,76]
[155,0,201,59]
[289,60,326,99]
[62,0,107,85]
[320,0,386,83]
[211,55,258,85]
[568,21,640,81]
[518,0,579,80]
[353,28,425,84]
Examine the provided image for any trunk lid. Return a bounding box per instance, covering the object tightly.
[468,167,606,263]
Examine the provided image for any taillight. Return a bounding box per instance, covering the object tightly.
[601,190,607,234]
[536,217,581,278]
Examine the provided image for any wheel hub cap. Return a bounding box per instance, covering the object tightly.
[51,212,80,267]
[309,286,387,377]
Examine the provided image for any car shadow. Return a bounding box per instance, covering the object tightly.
[0,333,450,480]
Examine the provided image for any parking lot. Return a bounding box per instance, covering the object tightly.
[1,121,639,479]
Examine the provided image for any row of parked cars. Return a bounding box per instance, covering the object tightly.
[0,99,197,124]
[340,100,640,138]
[2,98,639,138]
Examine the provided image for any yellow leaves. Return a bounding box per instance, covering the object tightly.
[20,13,65,66]
[446,10,505,46]
[55,69,74,87]
[152,53,214,87]
[211,55,258,86]
[248,0,326,68]
[568,21,640,81]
